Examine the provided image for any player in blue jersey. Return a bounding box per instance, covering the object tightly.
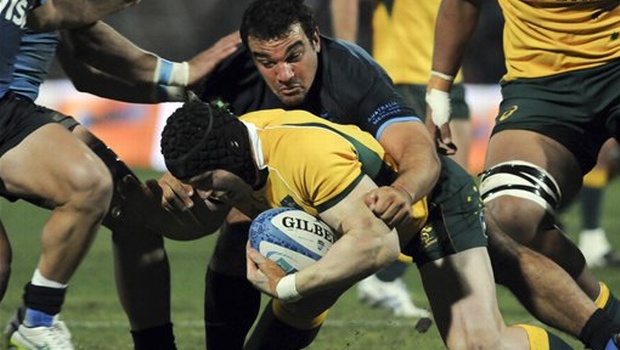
[0,1,145,348]
[1,3,241,349]
[162,1,439,348]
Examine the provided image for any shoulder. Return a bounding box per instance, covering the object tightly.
[321,36,387,81]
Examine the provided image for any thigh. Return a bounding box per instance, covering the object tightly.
[485,130,583,206]
[0,122,101,204]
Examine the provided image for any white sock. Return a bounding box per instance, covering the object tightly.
[32,269,67,289]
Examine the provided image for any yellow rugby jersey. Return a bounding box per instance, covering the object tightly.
[239,109,429,232]
[372,0,463,84]
[499,0,620,80]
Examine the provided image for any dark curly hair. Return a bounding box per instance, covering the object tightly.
[240,0,317,48]
[160,98,257,185]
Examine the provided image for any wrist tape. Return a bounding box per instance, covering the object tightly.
[154,57,189,86]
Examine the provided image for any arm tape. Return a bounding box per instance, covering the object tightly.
[430,70,455,82]
[153,57,189,86]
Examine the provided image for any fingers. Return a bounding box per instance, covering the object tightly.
[436,124,458,156]
[158,172,194,211]
[364,187,412,228]
[187,32,242,86]
[246,244,261,276]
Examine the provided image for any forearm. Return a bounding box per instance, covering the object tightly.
[57,38,184,103]
[432,0,482,79]
[294,218,400,297]
[381,122,440,202]
[61,22,159,84]
[28,0,140,31]
[63,24,240,91]
[292,179,402,297]
[330,0,359,42]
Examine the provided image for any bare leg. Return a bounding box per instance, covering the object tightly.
[420,247,533,349]
[0,123,112,284]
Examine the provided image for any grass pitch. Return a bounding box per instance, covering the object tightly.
[1,168,619,349]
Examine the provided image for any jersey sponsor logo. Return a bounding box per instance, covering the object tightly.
[498,105,519,122]
[1,0,29,27]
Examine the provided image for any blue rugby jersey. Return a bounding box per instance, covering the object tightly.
[0,0,46,98]
[11,30,59,100]
[201,35,422,141]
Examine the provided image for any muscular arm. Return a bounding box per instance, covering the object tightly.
[381,121,440,202]
[362,121,440,228]
[57,38,164,103]
[247,175,401,298]
[27,0,140,31]
[330,0,360,42]
[59,23,241,100]
[60,21,161,84]
[429,0,482,90]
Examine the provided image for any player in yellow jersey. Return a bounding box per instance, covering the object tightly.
[330,0,471,320]
[161,98,575,350]
[429,1,620,349]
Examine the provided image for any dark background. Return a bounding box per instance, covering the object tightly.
[48,0,505,84]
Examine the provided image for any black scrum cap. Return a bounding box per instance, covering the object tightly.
[160,99,257,186]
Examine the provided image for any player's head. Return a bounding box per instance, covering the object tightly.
[240,0,320,107]
[160,98,259,191]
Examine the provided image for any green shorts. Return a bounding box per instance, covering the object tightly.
[493,59,620,173]
[404,156,487,266]
[395,83,470,121]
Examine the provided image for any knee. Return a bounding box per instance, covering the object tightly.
[484,196,545,245]
[64,159,113,214]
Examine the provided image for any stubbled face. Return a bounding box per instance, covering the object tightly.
[248,23,320,106]
[189,169,253,206]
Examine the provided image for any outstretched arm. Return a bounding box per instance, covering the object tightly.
[58,23,241,102]
[28,0,140,30]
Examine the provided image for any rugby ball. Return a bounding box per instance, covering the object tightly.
[249,207,336,274]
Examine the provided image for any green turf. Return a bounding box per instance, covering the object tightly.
[1,168,619,349]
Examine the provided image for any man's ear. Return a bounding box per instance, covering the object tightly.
[312,27,321,52]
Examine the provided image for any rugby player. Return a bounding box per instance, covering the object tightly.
[429,0,620,349]
[160,98,575,350]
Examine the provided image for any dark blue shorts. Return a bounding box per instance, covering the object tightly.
[0,92,55,157]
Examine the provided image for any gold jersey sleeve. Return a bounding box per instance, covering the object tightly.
[372,0,463,84]
[500,0,620,80]
[240,109,429,231]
